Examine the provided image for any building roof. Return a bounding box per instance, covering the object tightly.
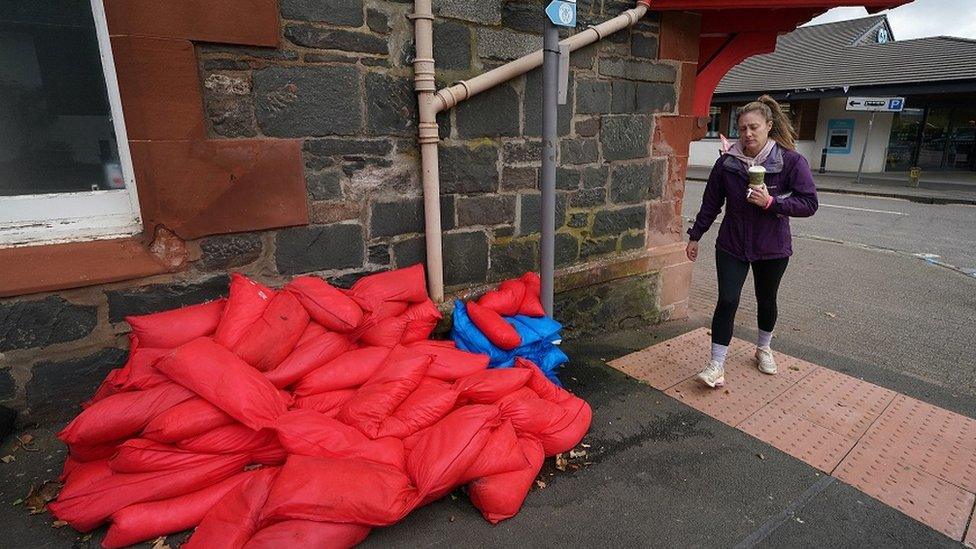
[715,15,976,95]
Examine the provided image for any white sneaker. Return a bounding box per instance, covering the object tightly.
[697,360,726,388]
[756,346,777,375]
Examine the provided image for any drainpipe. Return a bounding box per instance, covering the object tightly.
[409,0,444,302]
[412,0,651,302]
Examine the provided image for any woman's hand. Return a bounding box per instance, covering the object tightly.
[747,185,772,208]
[686,240,699,262]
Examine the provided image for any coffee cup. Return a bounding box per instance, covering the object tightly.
[747,165,766,189]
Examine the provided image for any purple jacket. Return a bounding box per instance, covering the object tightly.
[688,145,818,262]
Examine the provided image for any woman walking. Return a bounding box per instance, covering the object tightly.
[687,95,818,388]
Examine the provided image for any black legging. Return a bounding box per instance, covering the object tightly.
[712,248,789,346]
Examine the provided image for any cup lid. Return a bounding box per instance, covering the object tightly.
[748,165,766,173]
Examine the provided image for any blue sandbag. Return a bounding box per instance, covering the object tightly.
[450,300,568,384]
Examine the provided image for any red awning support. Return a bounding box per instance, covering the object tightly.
[648,0,912,118]
[693,31,777,116]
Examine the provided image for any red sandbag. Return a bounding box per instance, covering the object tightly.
[406,404,500,499]
[85,340,169,407]
[113,347,171,392]
[109,439,232,473]
[245,520,370,549]
[183,467,279,549]
[458,420,528,484]
[155,338,288,430]
[337,348,430,438]
[275,409,405,469]
[142,397,235,443]
[515,358,592,455]
[102,470,259,549]
[518,272,546,317]
[286,276,364,333]
[59,458,112,500]
[264,331,351,389]
[214,274,275,349]
[59,382,195,448]
[260,455,416,526]
[348,263,428,305]
[49,453,248,532]
[127,299,226,349]
[178,424,279,455]
[467,435,545,524]
[293,347,390,396]
[359,299,441,347]
[477,279,526,317]
[374,378,459,439]
[453,368,532,404]
[68,441,124,462]
[293,390,356,416]
[231,291,310,372]
[295,321,329,347]
[405,340,489,381]
[466,301,521,350]
[497,387,565,434]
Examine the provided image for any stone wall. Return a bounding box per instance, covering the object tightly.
[0,0,693,421]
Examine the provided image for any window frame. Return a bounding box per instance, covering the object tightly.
[0,0,141,248]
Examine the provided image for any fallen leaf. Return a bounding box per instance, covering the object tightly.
[581,443,591,449]
[757,453,766,461]
[150,536,171,549]
[1,455,14,463]
[568,449,587,459]
[51,520,68,528]
[791,327,801,332]
[535,479,547,489]
[795,517,804,524]
[824,312,836,318]
[17,434,33,445]
[724,389,731,395]
[12,498,23,506]
[789,365,800,371]
[555,454,568,471]
[449,515,456,523]
[25,481,61,515]
[81,533,93,542]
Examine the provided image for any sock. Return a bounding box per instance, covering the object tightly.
[757,329,773,349]
[710,343,729,365]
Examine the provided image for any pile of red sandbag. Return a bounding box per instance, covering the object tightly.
[466,272,545,350]
[49,265,591,548]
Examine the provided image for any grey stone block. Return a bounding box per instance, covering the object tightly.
[433,21,471,70]
[365,72,417,136]
[27,348,127,422]
[200,234,263,270]
[601,115,651,161]
[281,0,364,26]
[275,223,365,274]
[107,276,229,323]
[456,84,519,138]
[598,58,676,82]
[284,24,387,54]
[560,138,599,165]
[0,297,97,352]
[490,239,538,281]
[254,66,361,137]
[439,144,499,194]
[592,205,647,237]
[457,195,517,226]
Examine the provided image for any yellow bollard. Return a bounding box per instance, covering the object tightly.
[909,167,921,187]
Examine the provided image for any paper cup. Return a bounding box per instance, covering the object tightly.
[747,165,766,189]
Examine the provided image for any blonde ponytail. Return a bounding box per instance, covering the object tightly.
[737,95,798,150]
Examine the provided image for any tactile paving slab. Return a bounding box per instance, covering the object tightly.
[739,367,897,472]
[835,443,976,541]
[664,346,818,427]
[608,329,976,541]
[852,394,976,492]
[607,327,712,390]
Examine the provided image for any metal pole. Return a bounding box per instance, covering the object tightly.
[540,18,559,316]
[856,111,875,185]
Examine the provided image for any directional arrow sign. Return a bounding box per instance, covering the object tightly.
[846,96,906,112]
[546,0,576,27]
